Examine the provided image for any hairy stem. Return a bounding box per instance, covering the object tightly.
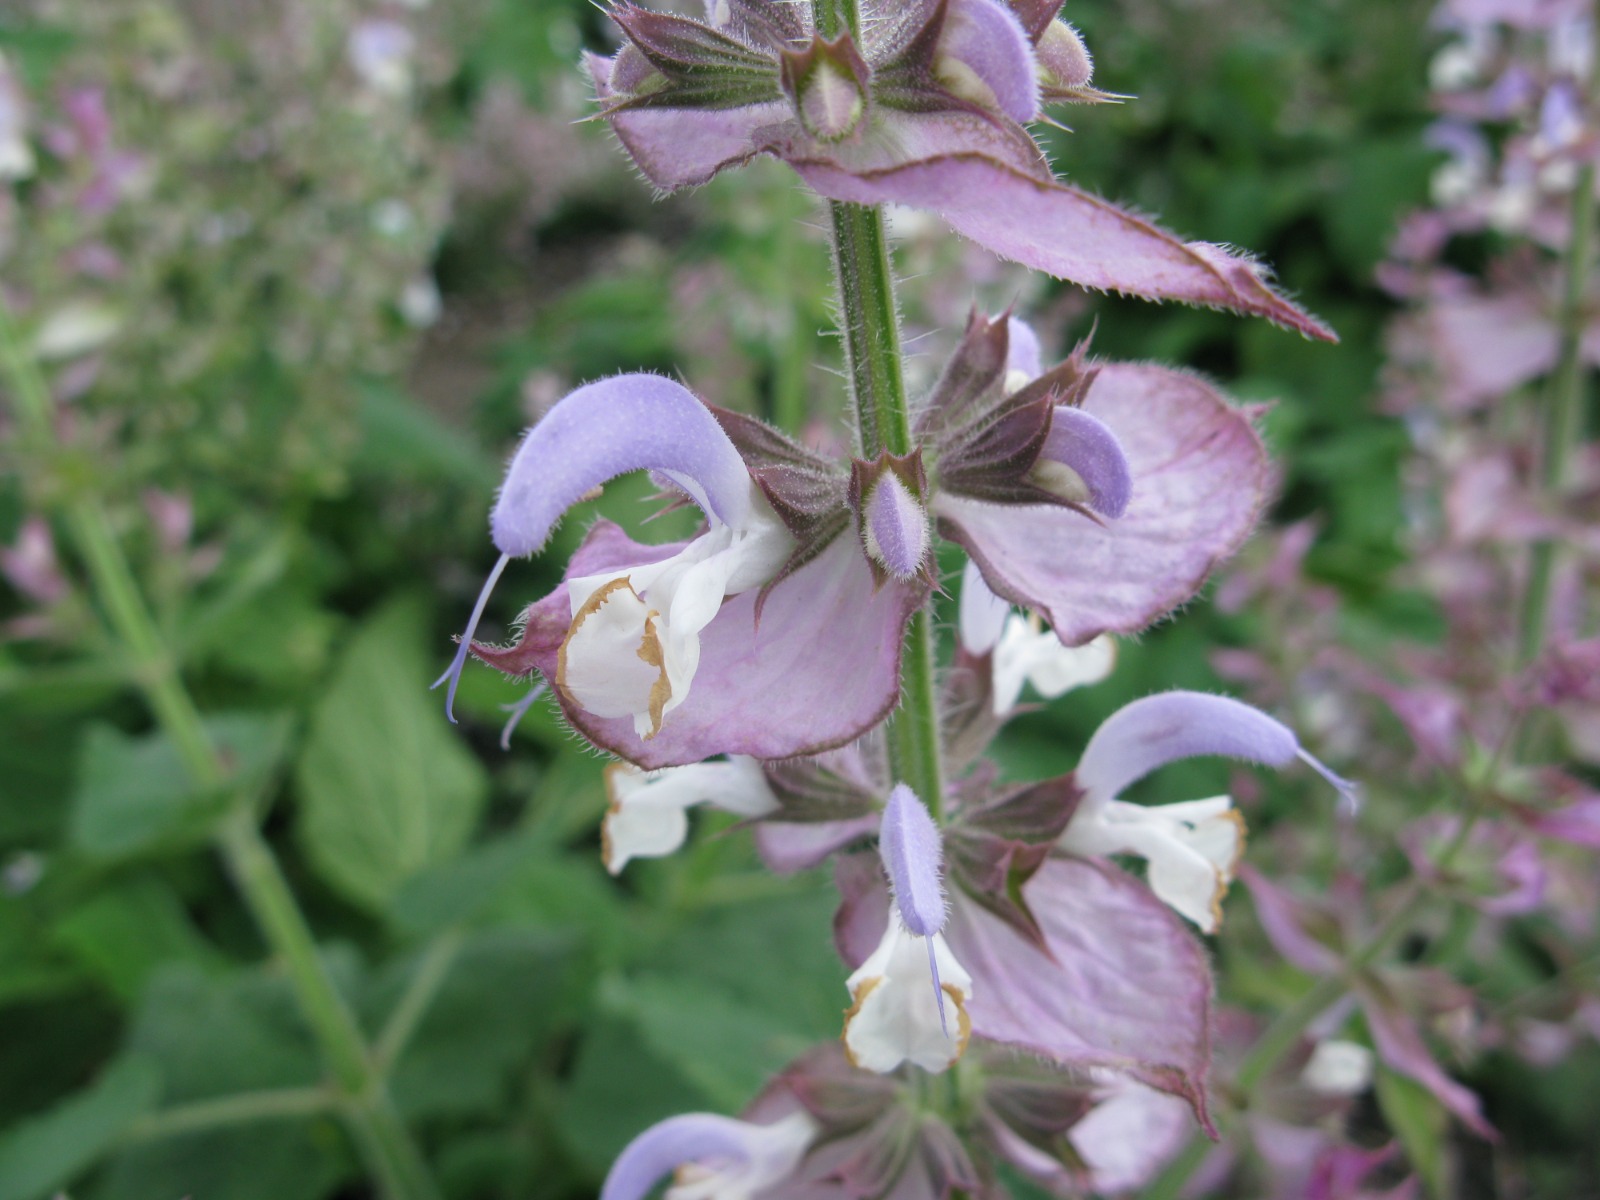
[825,196,945,815]
[811,0,861,44]
[0,300,440,1200]
[828,200,913,458]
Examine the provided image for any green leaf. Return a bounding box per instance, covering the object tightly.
[0,1054,161,1200]
[645,887,847,1043]
[372,929,576,1120]
[90,964,349,1200]
[51,876,225,1002]
[1374,1065,1450,1199]
[556,1015,714,1179]
[68,713,294,860]
[599,974,806,1112]
[356,380,498,491]
[391,834,626,959]
[0,896,81,1008]
[0,713,79,843]
[296,597,489,910]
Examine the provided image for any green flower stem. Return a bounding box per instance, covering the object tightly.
[1518,57,1600,664]
[811,0,860,43]
[0,300,440,1200]
[827,199,913,459]
[811,0,943,818]
[824,196,945,816]
[375,930,465,1072]
[122,1087,337,1144]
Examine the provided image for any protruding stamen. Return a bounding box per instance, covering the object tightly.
[499,679,548,750]
[432,552,511,724]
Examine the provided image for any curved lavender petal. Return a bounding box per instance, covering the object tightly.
[478,522,922,768]
[1237,864,1344,975]
[1039,405,1132,518]
[1004,316,1043,380]
[587,51,788,191]
[1076,692,1300,811]
[950,856,1216,1129]
[939,362,1268,645]
[492,373,751,556]
[601,1113,754,1200]
[792,156,1336,340]
[939,0,1040,123]
[881,784,946,937]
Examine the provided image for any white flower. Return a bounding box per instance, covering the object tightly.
[560,482,792,740]
[602,758,777,874]
[992,616,1114,715]
[843,913,972,1074]
[958,560,1115,714]
[1301,1039,1374,1096]
[1060,693,1354,934]
[33,302,120,360]
[0,53,33,181]
[1060,796,1244,934]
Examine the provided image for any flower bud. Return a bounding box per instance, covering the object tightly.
[781,35,870,142]
[850,452,931,583]
[1026,405,1132,517]
[1037,19,1094,93]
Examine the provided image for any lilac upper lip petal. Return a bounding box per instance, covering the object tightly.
[491,373,752,557]
[600,1114,753,1200]
[880,783,947,938]
[1075,690,1360,816]
[1039,405,1132,518]
[1075,691,1301,811]
[938,0,1041,123]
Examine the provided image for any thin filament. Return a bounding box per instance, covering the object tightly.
[926,935,948,1037]
[499,679,549,750]
[431,552,511,724]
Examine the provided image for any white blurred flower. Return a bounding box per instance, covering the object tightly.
[34,302,120,360]
[398,276,442,327]
[348,20,416,96]
[1301,1039,1374,1096]
[0,52,34,181]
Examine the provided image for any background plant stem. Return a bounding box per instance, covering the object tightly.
[1517,87,1598,663]
[0,299,441,1200]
